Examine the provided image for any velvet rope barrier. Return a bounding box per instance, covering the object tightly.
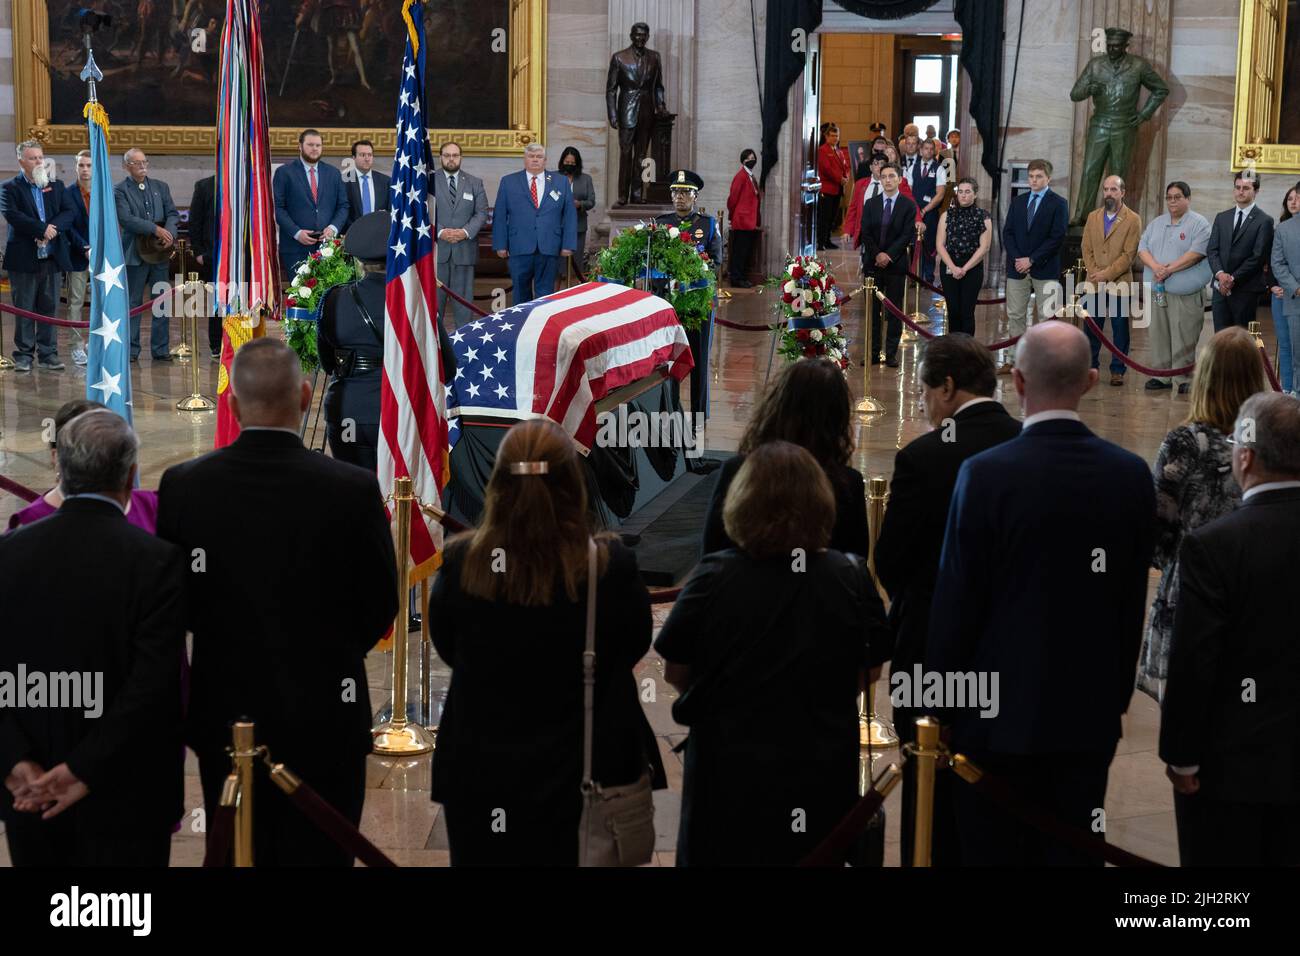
[267,765,398,868]
[0,290,168,327]
[648,587,681,604]
[0,474,40,503]
[202,803,237,867]
[905,268,1007,306]
[877,291,1021,351]
[1260,345,1284,393]
[951,756,1162,867]
[1080,315,1199,379]
[436,279,492,318]
[798,763,901,867]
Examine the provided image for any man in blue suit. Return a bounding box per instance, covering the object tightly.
[491,144,577,304]
[925,321,1156,865]
[1000,159,1069,374]
[2,140,75,371]
[273,129,350,276]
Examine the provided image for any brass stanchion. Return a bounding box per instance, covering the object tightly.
[231,720,257,867]
[911,221,931,326]
[373,477,436,755]
[1248,319,1263,348]
[911,716,941,867]
[855,276,884,416]
[176,274,215,411]
[860,474,898,749]
[170,239,193,358]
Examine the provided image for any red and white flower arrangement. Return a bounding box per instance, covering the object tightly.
[772,255,849,370]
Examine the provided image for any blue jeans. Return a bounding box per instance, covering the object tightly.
[1083,293,1130,375]
[127,261,171,358]
[1272,293,1294,392]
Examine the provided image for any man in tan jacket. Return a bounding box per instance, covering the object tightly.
[1082,175,1142,385]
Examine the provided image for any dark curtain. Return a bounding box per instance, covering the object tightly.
[953,0,1004,183]
[832,0,940,17]
[760,0,822,188]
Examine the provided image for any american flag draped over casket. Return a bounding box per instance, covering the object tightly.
[447,281,694,451]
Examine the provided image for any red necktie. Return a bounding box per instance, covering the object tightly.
[309,166,318,203]
[530,175,539,209]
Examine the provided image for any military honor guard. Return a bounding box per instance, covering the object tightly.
[656,170,721,422]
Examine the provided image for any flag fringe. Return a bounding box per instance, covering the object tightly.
[82,102,110,139]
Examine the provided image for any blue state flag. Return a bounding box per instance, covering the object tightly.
[84,104,133,425]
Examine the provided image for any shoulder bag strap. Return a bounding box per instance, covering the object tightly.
[581,538,598,793]
[348,281,385,346]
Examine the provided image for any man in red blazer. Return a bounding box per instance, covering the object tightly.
[727,149,761,288]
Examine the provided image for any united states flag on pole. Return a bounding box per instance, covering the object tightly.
[379,0,449,580]
[448,282,693,451]
[83,102,133,424]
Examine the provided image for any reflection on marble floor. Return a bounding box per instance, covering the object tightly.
[3,245,1272,866]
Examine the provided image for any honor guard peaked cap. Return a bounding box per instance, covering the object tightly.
[344,210,391,262]
[668,170,704,193]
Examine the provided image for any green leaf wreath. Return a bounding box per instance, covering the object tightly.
[282,237,362,373]
[594,221,716,331]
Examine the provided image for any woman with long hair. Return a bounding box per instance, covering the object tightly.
[1138,327,1266,701]
[429,418,665,864]
[658,441,889,865]
[701,358,868,559]
[558,146,596,274]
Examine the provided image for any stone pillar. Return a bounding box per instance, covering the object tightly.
[1069,0,1172,226]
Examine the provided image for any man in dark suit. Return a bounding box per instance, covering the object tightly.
[433,140,488,329]
[0,410,184,865]
[1207,171,1275,331]
[926,321,1156,865]
[856,163,917,367]
[875,334,1021,866]
[1000,159,1069,373]
[273,129,350,275]
[2,140,75,371]
[492,144,577,304]
[156,338,397,866]
[187,175,220,357]
[342,139,390,232]
[1160,392,1300,865]
[115,147,180,362]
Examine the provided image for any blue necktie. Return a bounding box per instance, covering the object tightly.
[361,175,372,215]
[880,197,893,245]
[1027,193,1040,226]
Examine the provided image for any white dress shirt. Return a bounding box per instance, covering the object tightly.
[1243,480,1300,500]
[1021,409,1082,428]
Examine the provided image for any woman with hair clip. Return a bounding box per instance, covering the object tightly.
[428,418,665,865]
[701,357,870,559]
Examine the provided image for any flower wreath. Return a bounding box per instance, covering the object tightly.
[281,237,361,373]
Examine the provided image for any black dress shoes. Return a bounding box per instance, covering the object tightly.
[1145,378,1172,391]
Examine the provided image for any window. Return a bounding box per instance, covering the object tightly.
[913,57,944,94]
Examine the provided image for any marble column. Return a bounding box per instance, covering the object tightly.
[1069,0,1172,226]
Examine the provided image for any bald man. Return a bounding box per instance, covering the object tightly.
[157,339,397,866]
[924,321,1156,866]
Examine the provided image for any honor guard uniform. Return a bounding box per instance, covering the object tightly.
[317,211,456,471]
[656,170,720,422]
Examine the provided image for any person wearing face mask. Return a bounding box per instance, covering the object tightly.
[558,147,596,274]
[726,149,761,288]
[3,140,75,372]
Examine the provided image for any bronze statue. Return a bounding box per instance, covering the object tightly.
[1069,28,1169,226]
[606,22,667,206]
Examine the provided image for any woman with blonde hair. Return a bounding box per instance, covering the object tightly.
[1138,327,1267,701]
[428,418,664,864]
[657,441,889,865]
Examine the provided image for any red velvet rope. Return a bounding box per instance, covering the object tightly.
[1260,345,1284,393]
[877,292,1021,351]
[0,473,41,503]
[1080,315,1197,378]
[0,291,168,327]
[436,279,491,318]
[905,269,1006,305]
[649,587,681,604]
[714,316,780,332]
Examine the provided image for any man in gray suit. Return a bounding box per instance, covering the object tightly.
[433,141,488,329]
[114,148,179,362]
[1271,203,1300,395]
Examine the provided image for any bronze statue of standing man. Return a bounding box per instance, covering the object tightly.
[1069,28,1169,226]
[607,22,668,206]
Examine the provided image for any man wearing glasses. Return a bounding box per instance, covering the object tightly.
[114,148,179,362]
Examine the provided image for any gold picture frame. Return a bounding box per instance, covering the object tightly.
[1232,0,1300,173]
[13,0,547,156]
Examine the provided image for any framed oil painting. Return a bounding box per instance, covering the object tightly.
[1232,0,1300,173]
[12,0,547,155]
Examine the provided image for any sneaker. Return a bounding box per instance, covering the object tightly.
[38,357,66,371]
[13,357,32,373]
[996,362,1014,375]
[72,347,88,366]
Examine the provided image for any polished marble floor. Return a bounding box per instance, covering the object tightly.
[0,244,1282,867]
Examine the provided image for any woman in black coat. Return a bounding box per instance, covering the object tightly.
[658,442,890,865]
[702,358,869,559]
[429,418,666,865]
